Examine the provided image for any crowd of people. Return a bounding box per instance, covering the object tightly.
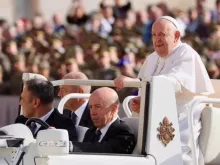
[0,0,219,96]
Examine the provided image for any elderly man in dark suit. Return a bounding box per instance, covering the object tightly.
[72,87,136,154]
[15,79,77,142]
[58,72,94,128]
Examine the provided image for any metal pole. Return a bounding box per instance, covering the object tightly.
[51,79,141,88]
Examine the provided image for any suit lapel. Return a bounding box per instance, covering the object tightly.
[44,109,57,126]
[63,109,72,118]
[83,127,97,142]
[79,104,90,126]
[101,118,120,142]
[34,109,57,137]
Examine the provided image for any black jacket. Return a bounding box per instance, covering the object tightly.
[72,118,136,154]
[63,103,94,128]
[15,108,77,142]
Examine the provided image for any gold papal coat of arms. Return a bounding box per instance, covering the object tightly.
[157,117,175,146]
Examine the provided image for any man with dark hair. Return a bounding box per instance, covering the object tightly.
[15,79,77,141]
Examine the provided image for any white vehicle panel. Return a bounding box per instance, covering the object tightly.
[35,154,155,165]
[0,158,8,165]
[4,74,219,164]
[146,77,183,165]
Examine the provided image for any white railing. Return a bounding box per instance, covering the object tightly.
[52,79,141,117]
[57,93,91,114]
[122,96,139,117]
[58,93,135,118]
[22,73,142,88]
[188,98,220,165]
[22,73,47,81]
[51,79,141,88]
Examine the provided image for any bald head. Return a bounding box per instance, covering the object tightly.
[63,71,87,79]
[152,16,181,57]
[91,87,119,106]
[58,72,90,111]
[89,87,119,128]
[63,72,91,93]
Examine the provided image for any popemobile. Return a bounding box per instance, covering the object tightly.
[0,72,220,165]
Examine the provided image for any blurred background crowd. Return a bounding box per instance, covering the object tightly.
[0,0,219,97]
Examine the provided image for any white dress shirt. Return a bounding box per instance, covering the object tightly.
[74,100,88,126]
[35,108,54,134]
[98,117,118,142]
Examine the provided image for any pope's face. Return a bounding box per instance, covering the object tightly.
[152,20,180,57]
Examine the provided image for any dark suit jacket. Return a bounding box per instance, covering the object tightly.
[72,118,136,154]
[15,108,77,142]
[63,103,94,128]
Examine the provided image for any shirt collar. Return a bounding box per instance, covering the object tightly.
[35,108,54,131]
[74,100,88,125]
[98,117,118,142]
[39,108,54,121]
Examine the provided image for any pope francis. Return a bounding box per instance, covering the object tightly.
[114,16,214,165]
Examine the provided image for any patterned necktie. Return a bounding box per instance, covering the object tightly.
[93,129,102,142]
[71,112,77,125]
[29,122,37,135]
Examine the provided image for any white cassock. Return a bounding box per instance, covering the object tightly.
[137,41,215,165]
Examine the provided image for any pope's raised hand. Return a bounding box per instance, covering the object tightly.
[114,75,134,91]
[129,97,141,114]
